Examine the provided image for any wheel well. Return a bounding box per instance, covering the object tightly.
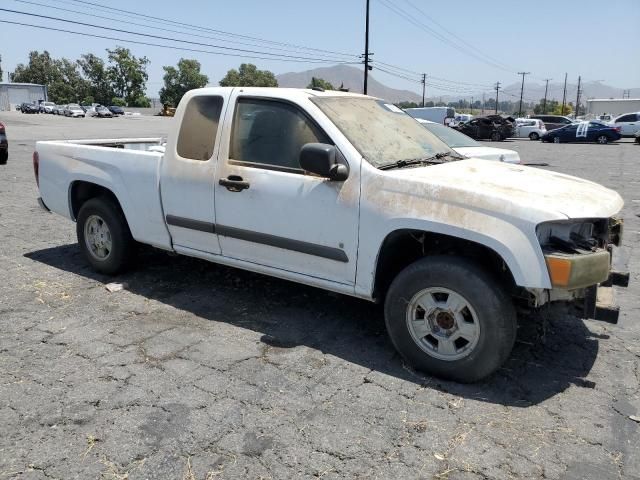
[69,181,122,221]
[373,230,517,300]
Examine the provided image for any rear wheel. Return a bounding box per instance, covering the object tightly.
[384,256,517,383]
[553,136,561,143]
[529,132,540,141]
[596,135,608,144]
[490,131,502,141]
[76,197,134,275]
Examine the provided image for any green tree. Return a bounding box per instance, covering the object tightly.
[219,63,277,87]
[397,101,419,109]
[106,47,149,106]
[78,53,114,105]
[12,51,88,103]
[307,77,334,90]
[159,58,209,107]
[111,97,126,106]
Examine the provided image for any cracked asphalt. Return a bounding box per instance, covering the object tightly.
[0,112,638,479]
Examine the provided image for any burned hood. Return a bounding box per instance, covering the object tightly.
[385,159,623,221]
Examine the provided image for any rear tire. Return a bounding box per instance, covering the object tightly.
[76,197,134,275]
[529,132,540,141]
[490,131,502,141]
[553,136,561,143]
[596,135,608,144]
[384,256,517,383]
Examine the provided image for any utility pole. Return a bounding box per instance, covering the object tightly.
[482,93,485,113]
[517,72,530,118]
[575,75,581,118]
[421,73,426,107]
[470,96,473,115]
[561,72,568,115]
[542,78,552,114]
[494,82,501,114]
[363,0,371,95]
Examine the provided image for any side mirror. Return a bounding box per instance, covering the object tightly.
[299,143,349,181]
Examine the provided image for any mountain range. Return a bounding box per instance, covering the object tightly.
[276,65,640,104]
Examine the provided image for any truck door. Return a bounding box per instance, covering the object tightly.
[160,91,231,253]
[213,94,360,286]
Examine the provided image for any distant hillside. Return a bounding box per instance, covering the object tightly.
[277,65,639,104]
[276,65,421,103]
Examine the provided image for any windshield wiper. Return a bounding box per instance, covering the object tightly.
[378,152,464,170]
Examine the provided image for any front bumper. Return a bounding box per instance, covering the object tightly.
[581,269,629,324]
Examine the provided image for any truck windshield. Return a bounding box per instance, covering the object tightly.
[420,122,480,148]
[311,97,454,168]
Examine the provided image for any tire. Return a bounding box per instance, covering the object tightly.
[0,150,7,165]
[553,136,561,144]
[490,131,501,141]
[384,255,517,383]
[596,135,608,144]
[76,196,134,275]
[529,132,540,141]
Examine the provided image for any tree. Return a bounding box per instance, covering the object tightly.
[106,47,149,106]
[0,55,3,82]
[397,101,418,109]
[78,53,114,105]
[159,58,209,107]
[307,77,334,90]
[219,63,277,87]
[12,51,89,103]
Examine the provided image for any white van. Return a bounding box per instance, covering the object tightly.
[405,106,455,125]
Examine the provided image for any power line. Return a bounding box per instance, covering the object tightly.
[376,0,515,73]
[0,8,355,63]
[0,19,358,64]
[398,0,515,72]
[10,0,358,61]
[48,0,358,59]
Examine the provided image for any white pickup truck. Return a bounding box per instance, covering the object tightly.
[34,87,628,382]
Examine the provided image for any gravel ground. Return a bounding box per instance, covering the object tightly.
[1,111,638,479]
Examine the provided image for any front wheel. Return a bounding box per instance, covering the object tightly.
[490,131,502,141]
[553,136,561,143]
[76,197,134,275]
[596,135,608,144]
[529,132,540,141]
[384,256,517,383]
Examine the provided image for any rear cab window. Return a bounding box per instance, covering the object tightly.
[176,95,224,161]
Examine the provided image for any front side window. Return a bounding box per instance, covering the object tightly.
[177,95,223,161]
[230,98,330,171]
[422,122,480,148]
[616,114,636,123]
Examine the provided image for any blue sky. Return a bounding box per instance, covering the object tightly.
[1,0,639,98]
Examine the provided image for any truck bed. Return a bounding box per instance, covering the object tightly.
[36,137,173,250]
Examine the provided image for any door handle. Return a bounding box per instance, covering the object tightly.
[219,175,250,192]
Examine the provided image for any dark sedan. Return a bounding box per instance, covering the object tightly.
[454,116,514,141]
[93,105,113,118]
[108,105,125,116]
[541,121,621,144]
[20,103,39,114]
[0,121,8,165]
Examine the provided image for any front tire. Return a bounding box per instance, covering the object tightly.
[76,197,134,275]
[490,131,502,141]
[596,135,608,144]
[384,256,517,383]
[553,136,561,143]
[529,132,540,141]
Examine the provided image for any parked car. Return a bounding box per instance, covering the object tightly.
[453,116,513,141]
[417,119,520,163]
[65,104,86,118]
[92,105,113,118]
[530,114,574,131]
[0,121,7,165]
[83,105,96,116]
[405,106,456,125]
[610,112,640,137]
[515,118,547,140]
[635,131,640,144]
[541,120,621,144]
[34,87,628,383]
[108,105,125,116]
[20,102,39,114]
[39,101,56,114]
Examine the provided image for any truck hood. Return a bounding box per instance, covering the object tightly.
[388,158,623,220]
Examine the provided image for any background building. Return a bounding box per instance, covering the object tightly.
[0,83,48,111]
[586,98,640,117]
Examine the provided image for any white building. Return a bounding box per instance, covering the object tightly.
[586,98,640,117]
[0,83,48,111]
